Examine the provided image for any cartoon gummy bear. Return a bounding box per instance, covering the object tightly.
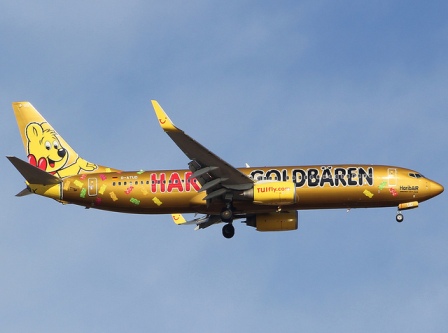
[25,122,97,178]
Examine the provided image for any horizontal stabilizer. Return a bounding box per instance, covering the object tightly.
[6,156,61,185]
[171,213,188,225]
[171,213,211,226]
[15,188,32,197]
[170,213,223,230]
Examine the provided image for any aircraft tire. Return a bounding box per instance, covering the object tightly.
[222,223,235,239]
[220,208,233,222]
[396,213,404,223]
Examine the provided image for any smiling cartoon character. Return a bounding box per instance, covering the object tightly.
[26,122,96,178]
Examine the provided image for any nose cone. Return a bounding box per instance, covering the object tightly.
[430,180,444,197]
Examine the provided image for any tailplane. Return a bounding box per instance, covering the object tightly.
[11,102,117,178]
[6,156,61,197]
[7,156,61,185]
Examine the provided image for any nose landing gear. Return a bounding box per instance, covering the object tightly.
[396,201,419,222]
[396,212,404,222]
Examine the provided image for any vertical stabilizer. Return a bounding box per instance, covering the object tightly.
[12,102,117,178]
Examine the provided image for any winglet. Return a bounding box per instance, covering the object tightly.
[151,100,180,132]
[171,213,187,225]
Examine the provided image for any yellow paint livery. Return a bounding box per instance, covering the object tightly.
[7,101,444,238]
[152,100,179,132]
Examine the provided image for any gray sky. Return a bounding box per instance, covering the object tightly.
[1,1,447,332]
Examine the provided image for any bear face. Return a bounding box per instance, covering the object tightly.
[26,122,69,173]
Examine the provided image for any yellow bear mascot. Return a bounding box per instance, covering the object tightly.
[26,122,96,178]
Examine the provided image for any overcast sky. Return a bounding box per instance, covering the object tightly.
[1,1,447,332]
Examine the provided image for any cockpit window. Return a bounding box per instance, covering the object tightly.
[409,173,425,178]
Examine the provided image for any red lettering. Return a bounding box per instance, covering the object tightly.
[151,173,166,193]
[167,172,183,192]
[185,172,201,192]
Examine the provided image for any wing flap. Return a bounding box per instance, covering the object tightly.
[198,177,228,192]
[203,188,228,200]
[189,166,219,179]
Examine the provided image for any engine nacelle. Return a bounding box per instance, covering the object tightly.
[246,211,298,232]
[241,181,297,205]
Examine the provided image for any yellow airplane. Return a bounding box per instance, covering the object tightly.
[7,101,444,238]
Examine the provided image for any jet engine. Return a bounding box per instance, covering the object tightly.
[246,211,298,232]
[240,181,297,205]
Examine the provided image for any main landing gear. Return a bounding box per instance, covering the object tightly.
[221,203,235,239]
[220,207,233,222]
[222,223,235,239]
[396,212,404,223]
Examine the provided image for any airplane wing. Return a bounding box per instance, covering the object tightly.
[152,101,254,203]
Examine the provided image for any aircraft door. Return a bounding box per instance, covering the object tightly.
[388,168,397,187]
[88,178,98,196]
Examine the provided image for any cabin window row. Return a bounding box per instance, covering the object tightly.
[250,174,372,181]
[112,179,198,186]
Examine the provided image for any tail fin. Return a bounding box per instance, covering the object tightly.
[12,102,117,178]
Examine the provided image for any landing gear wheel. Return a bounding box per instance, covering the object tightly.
[220,208,233,222]
[396,213,404,223]
[222,223,235,239]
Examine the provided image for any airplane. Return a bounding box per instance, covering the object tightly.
[7,101,444,239]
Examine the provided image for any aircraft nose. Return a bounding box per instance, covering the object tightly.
[430,180,444,197]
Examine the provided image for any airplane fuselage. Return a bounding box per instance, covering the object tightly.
[36,164,441,215]
[9,101,444,238]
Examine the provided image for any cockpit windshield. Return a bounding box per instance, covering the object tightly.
[409,173,425,179]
